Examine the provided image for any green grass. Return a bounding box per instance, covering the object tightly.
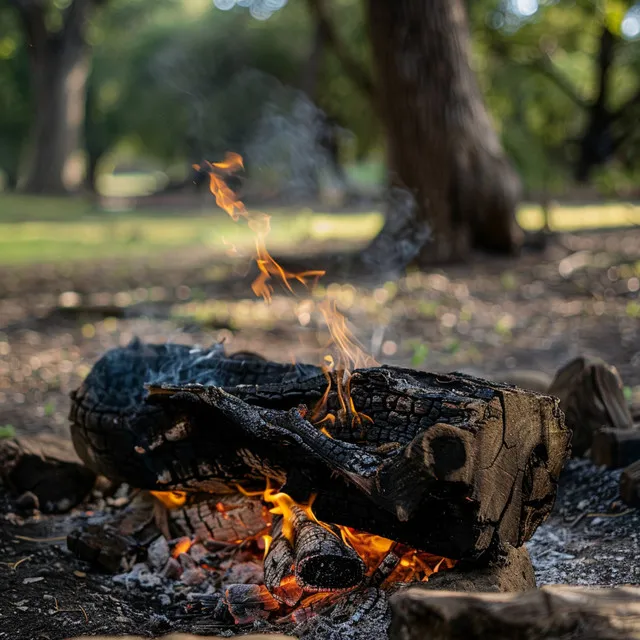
[0,194,638,266]
[0,195,383,265]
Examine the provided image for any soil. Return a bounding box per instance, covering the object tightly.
[1,225,640,639]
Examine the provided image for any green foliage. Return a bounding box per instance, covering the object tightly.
[1,0,639,192]
[0,425,16,439]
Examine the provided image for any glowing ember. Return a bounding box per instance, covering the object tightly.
[172,536,192,558]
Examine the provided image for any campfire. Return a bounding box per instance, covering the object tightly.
[65,154,571,630]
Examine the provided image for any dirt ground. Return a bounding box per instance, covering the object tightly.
[1,226,640,638]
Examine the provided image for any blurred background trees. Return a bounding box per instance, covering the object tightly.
[1,0,639,256]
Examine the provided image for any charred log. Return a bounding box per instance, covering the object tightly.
[264,515,303,607]
[290,505,366,592]
[69,343,570,563]
[169,493,268,543]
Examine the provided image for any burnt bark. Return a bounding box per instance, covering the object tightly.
[363,0,521,264]
[11,0,99,194]
[70,343,571,563]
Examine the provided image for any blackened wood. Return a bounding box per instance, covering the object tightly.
[223,584,279,624]
[0,434,96,513]
[548,356,632,457]
[290,505,366,592]
[620,460,640,507]
[390,586,640,640]
[169,494,268,543]
[71,343,571,562]
[263,515,303,607]
[591,428,640,469]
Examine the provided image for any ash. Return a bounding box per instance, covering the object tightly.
[528,459,640,586]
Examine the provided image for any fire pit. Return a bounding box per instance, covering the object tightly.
[64,338,570,634]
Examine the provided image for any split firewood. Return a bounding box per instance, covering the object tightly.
[0,434,96,513]
[620,459,640,508]
[390,585,640,640]
[547,356,632,457]
[591,427,640,469]
[169,493,268,543]
[263,515,303,606]
[290,505,366,592]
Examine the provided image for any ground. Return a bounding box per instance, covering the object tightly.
[1,199,640,638]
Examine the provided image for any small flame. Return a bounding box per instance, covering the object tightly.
[151,490,187,509]
[172,536,192,558]
[194,155,324,303]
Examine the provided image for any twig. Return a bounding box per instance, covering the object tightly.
[0,555,33,570]
[14,535,67,543]
[54,597,89,623]
[585,509,635,519]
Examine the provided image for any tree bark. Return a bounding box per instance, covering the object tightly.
[14,0,94,194]
[364,0,521,264]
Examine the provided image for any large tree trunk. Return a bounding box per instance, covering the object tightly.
[14,1,93,194]
[364,0,521,264]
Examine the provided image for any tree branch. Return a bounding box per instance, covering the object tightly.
[530,54,590,110]
[304,0,376,102]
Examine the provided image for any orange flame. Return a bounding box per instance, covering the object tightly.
[150,490,187,509]
[194,154,324,303]
[197,154,454,592]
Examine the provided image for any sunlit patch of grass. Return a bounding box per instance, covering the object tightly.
[518,202,640,231]
[0,195,383,265]
[1,194,638,266]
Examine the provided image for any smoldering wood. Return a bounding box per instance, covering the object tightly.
[0,434,96,513]
[263,515,303,607]
[389,585,640,640]
[222,584,280,625]
[591,428,640,469]
[620,460,640,507]
[70,343,571,563]
[169,493,268,543]
[290,505,366,592]
[67,493,159,572]
[547,356,632,457]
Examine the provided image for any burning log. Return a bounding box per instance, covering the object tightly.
[389,586,640,640]
[591,428,640,469]
[547,356,632,457]
[70,343,570,563]
[168,493,268,543]
[620,459,640,507]
[290,505,366,592]
[263,515,303,606]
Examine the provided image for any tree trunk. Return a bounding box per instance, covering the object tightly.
[364,0,521,264]
[15,1,93,194]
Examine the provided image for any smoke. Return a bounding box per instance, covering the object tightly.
[213,0,288,21]
[243,80,334,201]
